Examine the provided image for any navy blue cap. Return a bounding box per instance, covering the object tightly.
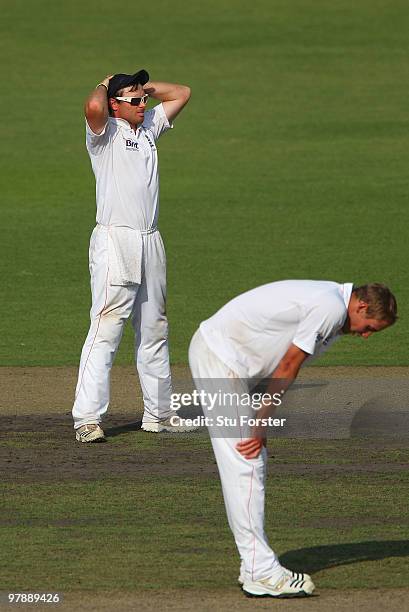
[107,69,149,99]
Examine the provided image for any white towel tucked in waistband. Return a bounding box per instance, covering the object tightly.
[108,226,143,286]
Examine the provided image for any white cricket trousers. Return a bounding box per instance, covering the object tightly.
[72,225,172,428]
[188,329,284,583]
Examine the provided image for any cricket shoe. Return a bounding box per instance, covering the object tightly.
[238,566,312,586]
[242,571,315,598]
[75,424,105,443]
[141,416,198,433]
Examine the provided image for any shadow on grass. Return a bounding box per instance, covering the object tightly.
[104,420,142,437]
[280,540,409,575]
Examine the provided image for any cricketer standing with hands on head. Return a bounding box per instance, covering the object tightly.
[72,70,193,442]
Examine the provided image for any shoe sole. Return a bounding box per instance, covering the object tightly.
[141,423,198,433]
[243,589,313,598]
[242,581,315,598]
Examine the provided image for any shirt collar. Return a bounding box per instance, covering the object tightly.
[342,283,353,308]
[110,117,142,134]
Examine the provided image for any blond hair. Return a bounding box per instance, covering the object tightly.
[353,283,398,324]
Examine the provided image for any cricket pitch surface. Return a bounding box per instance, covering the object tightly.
[1,365,408,612]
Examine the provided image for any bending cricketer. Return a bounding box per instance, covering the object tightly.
[72,70,191,442]
[188,281,397,598]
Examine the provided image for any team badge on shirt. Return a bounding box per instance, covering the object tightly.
[316,333,331,346]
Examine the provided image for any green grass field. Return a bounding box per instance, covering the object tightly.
[1,0,408,366]
[1,432,408,593]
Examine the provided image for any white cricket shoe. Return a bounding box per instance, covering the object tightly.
[141,416,198,433]
[75,424,105,443]
[242,571,315,598]
[238,566,312,585]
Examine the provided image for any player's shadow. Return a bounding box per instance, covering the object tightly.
[104,420,142,437]
[104,405,201,438]
[279,540,409,574]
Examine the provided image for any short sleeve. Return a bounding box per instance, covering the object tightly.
[293,302,346,355]
[85,118,112,156]
[142,103,173,141]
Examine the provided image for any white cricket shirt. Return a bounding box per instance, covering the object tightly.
[200,280,353,378]
[85,103,172,231]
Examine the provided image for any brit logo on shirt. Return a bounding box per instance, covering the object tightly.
[126,139,139,151]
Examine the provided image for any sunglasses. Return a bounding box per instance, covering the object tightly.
[114,94,149,106]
